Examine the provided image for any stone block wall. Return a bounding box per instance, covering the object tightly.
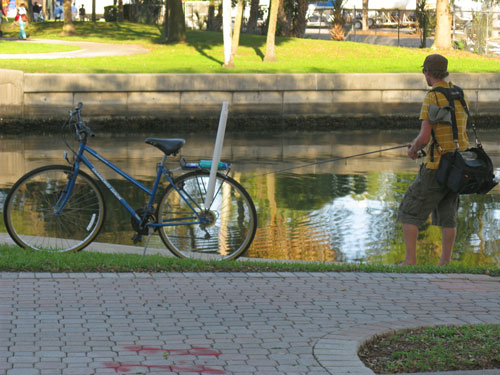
[1,70,500,120]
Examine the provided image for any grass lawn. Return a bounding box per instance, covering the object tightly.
[0,21,499,73]
[359,324,500,373]
[1,245,499,275]
[0,40,79,54]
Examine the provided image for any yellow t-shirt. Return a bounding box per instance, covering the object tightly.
[420,81,469,170]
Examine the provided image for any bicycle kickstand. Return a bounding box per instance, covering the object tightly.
[142,227,154,256]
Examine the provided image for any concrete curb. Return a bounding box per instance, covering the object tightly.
[314,319,500,375]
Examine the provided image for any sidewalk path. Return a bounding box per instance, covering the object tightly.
[1,271,500,375]
[0,38,149,59]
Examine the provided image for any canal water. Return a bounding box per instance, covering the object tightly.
[1,129,499,266]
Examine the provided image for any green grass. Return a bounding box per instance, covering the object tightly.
[0,21,499,73]
[359,324,500,373]
[0,40,80,54]
[1,245,499,274]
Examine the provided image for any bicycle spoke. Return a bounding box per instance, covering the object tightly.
[4,166,105,252]
[157,171,256,260]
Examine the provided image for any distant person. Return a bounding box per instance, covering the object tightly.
[33,2,42,21]
[16,3,28,39]
[79,4,86,21]
[54,3,63,20]
[71,2,77,20]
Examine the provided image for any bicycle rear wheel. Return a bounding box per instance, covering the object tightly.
[157,171,257,260]
[3,165,105,252]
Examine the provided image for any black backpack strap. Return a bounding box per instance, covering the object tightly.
[452,86,482,148]
[430,129,437,162]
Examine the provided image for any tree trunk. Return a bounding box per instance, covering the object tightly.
[62,0,76,35]
[207,0,215,30]
[231,0,244,57]
[163,0,169,40]
[167,0,186,43]
[222,0,233,67]
[290,0,308,38]
[117,0,123,22]
[264,0,278,61]
[277,0,291,36]
[27,0,33,20]
[92,0,96,21]
[432,0,452,49]
[362,0,368,30]
[42,0,46,20]
[207,0,222,32]
[246,0,260,33]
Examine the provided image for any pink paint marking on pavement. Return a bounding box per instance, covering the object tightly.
[124,345,222,358]
[104,362,225,374]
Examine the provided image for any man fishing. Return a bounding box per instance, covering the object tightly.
[397,54,469,266]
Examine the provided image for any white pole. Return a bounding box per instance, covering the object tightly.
[204,101,229,209]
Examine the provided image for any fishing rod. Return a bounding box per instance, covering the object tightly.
[257,144,419,177]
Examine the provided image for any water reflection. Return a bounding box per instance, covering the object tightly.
[1,130,499,266]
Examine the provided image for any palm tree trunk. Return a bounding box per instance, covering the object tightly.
[362,0,368,30]
[290,0,308,38]
[432,0,452,49]
[62,0,76,35]
[277,0,291,36]
[264,0,278,61]
[246,0,260,33]
[167,0,186,43]
[231,0,244,57]
[117,0,123,22]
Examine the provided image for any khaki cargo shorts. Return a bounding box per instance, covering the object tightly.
[397,164,459,228]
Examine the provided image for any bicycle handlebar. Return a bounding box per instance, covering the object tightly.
[69,102,95,139]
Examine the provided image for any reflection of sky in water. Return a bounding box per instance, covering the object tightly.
[312,195,390,262]
[335,196,385,261]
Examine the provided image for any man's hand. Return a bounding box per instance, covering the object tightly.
[407,143,419,160]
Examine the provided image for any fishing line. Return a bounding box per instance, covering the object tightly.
[255,144,410,177]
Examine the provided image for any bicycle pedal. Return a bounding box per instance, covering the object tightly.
[132,233,143,244]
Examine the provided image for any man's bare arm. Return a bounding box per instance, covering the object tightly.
[408,120,432,160]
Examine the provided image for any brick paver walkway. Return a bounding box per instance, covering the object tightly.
[1,272,500,375]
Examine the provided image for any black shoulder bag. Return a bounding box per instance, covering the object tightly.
[430,86,497,195]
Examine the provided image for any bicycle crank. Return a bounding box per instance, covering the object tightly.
[131,207,156,243]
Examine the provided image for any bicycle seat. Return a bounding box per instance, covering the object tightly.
[145,138,185,156]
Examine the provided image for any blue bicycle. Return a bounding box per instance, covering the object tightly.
[3,103,257,260]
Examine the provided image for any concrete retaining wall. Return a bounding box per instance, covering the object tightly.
[1,70,500,119]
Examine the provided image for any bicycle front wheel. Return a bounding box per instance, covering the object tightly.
[3,165,105,252]
[157,171,257,260]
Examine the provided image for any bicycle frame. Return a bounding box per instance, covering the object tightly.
[57,140,207,229]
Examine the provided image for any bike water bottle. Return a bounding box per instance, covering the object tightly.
[199,160,228,170]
